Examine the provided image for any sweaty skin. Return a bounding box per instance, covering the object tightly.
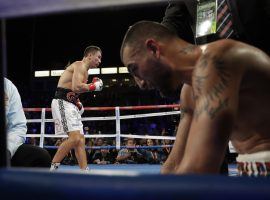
[58,51,101,93]
[52,50,102,170]
[123,36,270,174]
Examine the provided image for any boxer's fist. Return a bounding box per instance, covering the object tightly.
[88,77,103,91]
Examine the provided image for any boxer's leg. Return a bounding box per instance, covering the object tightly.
[74,134,88,170]
[51,131,82,170]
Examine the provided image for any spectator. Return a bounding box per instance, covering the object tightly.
[145,139,162,164]
[92,144,115,164]
[116,138,144,164]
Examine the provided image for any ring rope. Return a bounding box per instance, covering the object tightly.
[26,134,116,138]
[24,105,237,152]
[23,104,180,112]
[43,145,173,150]
[26,134,176,140]
[26,111,181,123]
[24,105,180,149]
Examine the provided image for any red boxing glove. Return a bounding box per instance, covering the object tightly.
[88,79,103,91]
[88,83,96,91]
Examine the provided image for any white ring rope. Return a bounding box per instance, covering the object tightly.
[25,105,180,149]
[26,111,181,123]
[120,134,175,140]
[24,105,236,152]
[26,134,117,138]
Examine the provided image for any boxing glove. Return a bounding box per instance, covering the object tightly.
[88,78,103,91]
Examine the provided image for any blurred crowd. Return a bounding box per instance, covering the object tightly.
[27,135,174,165]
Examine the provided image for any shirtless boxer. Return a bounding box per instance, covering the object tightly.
[50,46,103,171]
[120,21,270,176]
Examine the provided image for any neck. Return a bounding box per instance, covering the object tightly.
[82,57,91,70]
[170,39,202,85]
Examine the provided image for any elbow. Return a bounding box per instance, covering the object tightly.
[16,123,27,136]
[72,85,84,94]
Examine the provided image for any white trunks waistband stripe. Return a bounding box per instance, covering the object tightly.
[236,151,270,163]
[236,151,270,176]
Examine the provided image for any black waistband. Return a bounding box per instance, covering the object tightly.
[54,87,79,105]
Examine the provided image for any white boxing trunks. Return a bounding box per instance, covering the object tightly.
[236,151,270,177]
[51,99,84,135]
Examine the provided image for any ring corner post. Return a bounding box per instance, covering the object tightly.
[115,106,121,150]
[0,19,8,168]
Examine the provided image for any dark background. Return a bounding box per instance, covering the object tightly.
[4,3,180,137]
[6,4,167,92]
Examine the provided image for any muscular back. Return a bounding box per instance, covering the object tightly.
[229,45,270,154]
[177,39,270,173]
[193,39,270,154]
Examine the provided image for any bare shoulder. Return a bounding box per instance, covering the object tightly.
[205,39,240,63]
[193,40,244,101]
[67,61,84,72]
[195,39,251,77]
[209,39,270,69]
[72,61,83,68]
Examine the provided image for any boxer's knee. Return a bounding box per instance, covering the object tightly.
[77,135,85,147]
[68,131,84,146]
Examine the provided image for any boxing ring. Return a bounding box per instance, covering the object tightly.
[25,104,178,174]
[24,104,179,149]
[1,0,270,199]
[2,104,270,199]
[24,104,237,175]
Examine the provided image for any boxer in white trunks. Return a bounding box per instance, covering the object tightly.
[50,46,103,171]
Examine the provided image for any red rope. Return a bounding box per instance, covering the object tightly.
[23,104,180,112]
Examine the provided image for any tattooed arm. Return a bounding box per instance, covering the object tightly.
[177,49,243,174]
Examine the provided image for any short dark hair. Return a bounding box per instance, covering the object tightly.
[83,45,102,57]
[120,20,176,60]
[126,138,135,144]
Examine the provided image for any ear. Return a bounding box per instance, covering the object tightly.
[145,39,160,58]
[88,53,93,59]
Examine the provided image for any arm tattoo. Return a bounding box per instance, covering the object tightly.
[178,45,196,55]
[193,74,209,100]
[197,53,210,69]
[180,107,193,120]
[194,97,229,120]
[193,55,232,120]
